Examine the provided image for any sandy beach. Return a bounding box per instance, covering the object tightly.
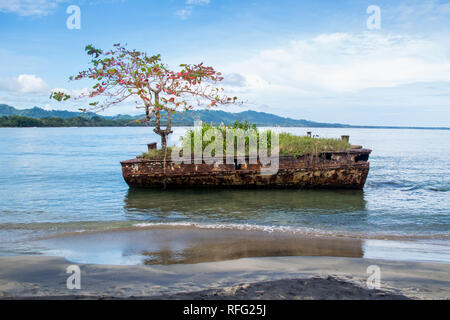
[0,255,449,299]
[1,226,449,300]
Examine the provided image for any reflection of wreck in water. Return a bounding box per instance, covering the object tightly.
[121,145,372,189]
[139,229,364,265]
[124,188,367,217]
[36,227,364,266]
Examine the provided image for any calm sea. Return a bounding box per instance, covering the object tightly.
[0,127,449,263]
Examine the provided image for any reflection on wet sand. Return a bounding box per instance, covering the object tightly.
[140,230,363,265]
[36,226,363,266]
[124,188,367,219]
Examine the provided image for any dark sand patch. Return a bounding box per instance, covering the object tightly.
[154,276,410,300]
[0,256,449,299]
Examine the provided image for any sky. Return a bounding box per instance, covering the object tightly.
[1,0,450,126]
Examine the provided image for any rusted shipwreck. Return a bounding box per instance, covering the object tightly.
[121,139,372,190]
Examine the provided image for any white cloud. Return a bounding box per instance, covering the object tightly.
[222,73,247,87]
[175,7,192,20]
[390,0,450,22]
[0,74,50,94]
[176,0,210,19]
[0,0,65,16]
[186,0,210,5]
[51,87,90,97]
[225,32,450,95]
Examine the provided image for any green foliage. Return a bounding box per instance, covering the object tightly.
[0,115,42,127]
[49,91,70,102]
[181,121,271,157]
[139,147,173,159]
[231,120,257,131]
[168,121,350,158]
[85,44,102,58]
[278,133,351,157]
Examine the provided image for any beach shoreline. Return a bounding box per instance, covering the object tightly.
[0,255,449,300]
[1,224,449,299]
[19,224,449,265]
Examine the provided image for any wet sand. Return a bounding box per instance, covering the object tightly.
[0,227,448,299]
[0,255,449,299]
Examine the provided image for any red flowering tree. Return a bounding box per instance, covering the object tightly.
[51,44,238,150]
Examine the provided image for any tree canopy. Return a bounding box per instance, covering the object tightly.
[51,43,239,149]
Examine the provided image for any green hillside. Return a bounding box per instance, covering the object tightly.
[0,104,349,127]
[0,104,86,119]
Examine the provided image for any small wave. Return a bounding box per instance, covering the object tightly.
[402,185,422,191]
[368,180,403,187]
[428,186,449,192]
[3,221,449,242]
[367,180,413,189]
[404,184,449,192]
[369,180,449,193]
[133,222,320,235]
[0,221,136,231]
[131,222,450,241]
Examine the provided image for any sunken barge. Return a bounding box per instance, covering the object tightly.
[121,138,372,190]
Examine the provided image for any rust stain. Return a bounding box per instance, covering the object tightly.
[121,149,371,190]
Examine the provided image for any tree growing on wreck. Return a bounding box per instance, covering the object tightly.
[51,44,238,150]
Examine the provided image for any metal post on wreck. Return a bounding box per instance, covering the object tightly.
[147,142,157,152]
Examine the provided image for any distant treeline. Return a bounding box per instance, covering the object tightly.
[0,115,196,127]
[1,114,448,130]
[0,115,143,127]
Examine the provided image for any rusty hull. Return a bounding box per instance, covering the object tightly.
[121,149,371,189]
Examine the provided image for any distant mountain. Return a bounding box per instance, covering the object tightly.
[0,104,350,127]
[139,109,350,127]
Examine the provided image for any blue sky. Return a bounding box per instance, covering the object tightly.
[1,0,450,126]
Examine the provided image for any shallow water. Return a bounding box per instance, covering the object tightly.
[0,127,449,263]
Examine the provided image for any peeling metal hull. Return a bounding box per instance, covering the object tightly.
[121,149,371,190]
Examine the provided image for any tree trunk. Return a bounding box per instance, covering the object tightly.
[153,109,173,151]
[160,132,168,150]
[151,91,173,151]
[154,109,172,190]
[150,93,173,190]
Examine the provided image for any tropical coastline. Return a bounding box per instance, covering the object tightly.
[2,0,450,304]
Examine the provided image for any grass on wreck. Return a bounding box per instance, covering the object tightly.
[277,133,351,157]
[139,121,351,159]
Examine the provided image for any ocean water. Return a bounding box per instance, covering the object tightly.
[0,127,449,263]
